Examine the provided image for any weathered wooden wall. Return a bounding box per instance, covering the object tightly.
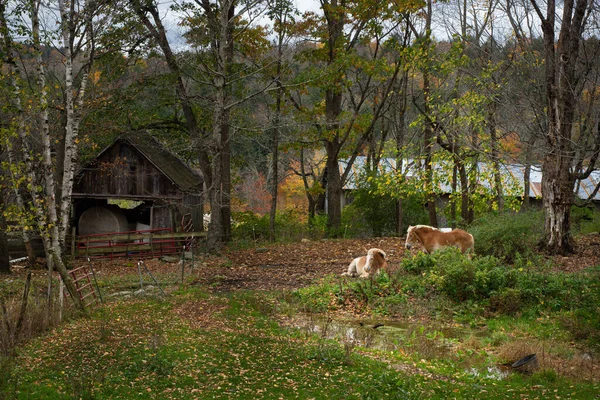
[74,141,180,199]
[182,194,204,231]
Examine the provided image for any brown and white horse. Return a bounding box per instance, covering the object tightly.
[405,225,474,254]
[342,248,387,278]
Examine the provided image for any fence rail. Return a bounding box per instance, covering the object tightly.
[74,229,206,259]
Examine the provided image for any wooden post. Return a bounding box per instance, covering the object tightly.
[59,278,64,322]
[71,227,76,257]
[15,272,32,339]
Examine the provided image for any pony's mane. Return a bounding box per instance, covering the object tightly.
[367,248,386,259]
[368,248,387,267]
[409,225,439,233]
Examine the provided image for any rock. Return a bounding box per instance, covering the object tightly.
[109,291,134,297]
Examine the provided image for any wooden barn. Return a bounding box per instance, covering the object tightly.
[72,132,204,238]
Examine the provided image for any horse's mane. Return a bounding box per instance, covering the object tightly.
[411,225,439,232]
[368,248,387,268]
[368,248,386,258]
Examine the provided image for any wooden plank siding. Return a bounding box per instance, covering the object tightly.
[73,140,181,200]
[71,133,204,237]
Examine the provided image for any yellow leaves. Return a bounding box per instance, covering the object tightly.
[93,70,102,84]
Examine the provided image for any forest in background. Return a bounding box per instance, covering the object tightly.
[1,0,600,299]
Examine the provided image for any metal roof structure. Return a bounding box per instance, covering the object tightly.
[341,156,600,202]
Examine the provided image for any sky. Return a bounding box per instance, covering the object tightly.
[295,0,320,13]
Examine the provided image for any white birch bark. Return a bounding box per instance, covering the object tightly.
[32,0,84,310]
[57,0,93,248]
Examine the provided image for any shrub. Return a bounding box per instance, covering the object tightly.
[469,211,543,263]
[400,251,436,275]
[571,205,600,235]
[402,249,524,304]
[399,194,430,233]
[559,308,600,343]
[402,248,509,301]
[339,205,371,238]
[231,211,269,242]
[344,172,429,238]
[293,279,341,313]
[308,214,327,239]
[231,208,310,244]
[344,172,398,237]
[489,288,523,315]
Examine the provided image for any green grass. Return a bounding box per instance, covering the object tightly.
[2,288,598,399]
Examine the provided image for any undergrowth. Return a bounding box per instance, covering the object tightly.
[293,248,600,348]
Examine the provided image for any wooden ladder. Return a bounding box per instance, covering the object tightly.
[63,261,103,308]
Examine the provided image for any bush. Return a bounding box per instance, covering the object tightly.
[400,251,435,275]
[401,247,600,318]
[428,249,510,301]
[344,172,398,237]
[469,211,543,263]
[399,194,430,233]
[344,172,429,238]
[489,288,523,315]
[571,205,600,235]
[231,208,311,244]
[402,248,510,301]
[231,211,269,242]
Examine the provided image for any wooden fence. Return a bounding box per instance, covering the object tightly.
[73,228,206,259]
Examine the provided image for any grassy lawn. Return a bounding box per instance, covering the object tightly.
[3,286,598,399]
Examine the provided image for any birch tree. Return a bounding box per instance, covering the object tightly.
[0,0,113,309]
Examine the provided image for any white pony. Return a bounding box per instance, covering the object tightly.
[342,248,387,278]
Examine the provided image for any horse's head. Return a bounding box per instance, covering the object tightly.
[364,248,387,272]
[405,226,418,250]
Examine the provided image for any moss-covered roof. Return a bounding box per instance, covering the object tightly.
[121,132,203,192]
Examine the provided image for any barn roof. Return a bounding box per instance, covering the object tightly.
[341,156,600,202]
[121,132,203,192]
[77,132,203,194]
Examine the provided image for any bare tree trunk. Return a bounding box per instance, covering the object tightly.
[325,142,343,235]
[33,0,84,311]
[0,192,10,274]
[269,13,287,241]
[489,102,504,212]
[422,0,438,227]
[522,135,537,210]
[205,0,235,251]
[0,3,33,266]
[541,155,574,253]
[269,96,282,241]
[57,0,93,249]
[533,0,592,254]
[451,161,457,228]
[394,67,409,235]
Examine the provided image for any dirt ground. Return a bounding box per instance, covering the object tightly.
[192,234,600,291]
[193,237,407,291]
[9,234,600,293]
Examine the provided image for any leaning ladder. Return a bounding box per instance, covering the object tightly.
[60,258,103,309]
